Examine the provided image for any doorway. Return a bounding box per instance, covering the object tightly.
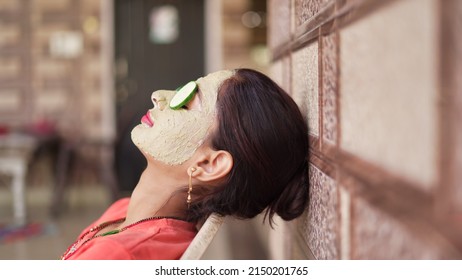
[114,0,205,193]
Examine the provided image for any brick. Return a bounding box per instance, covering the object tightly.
[35,60,69,77]
[339,0,439,188]
[32,0,72,11]
[0,0,20,10]
[35,90,68,112]
[0,57,21,78]
[0,26,20,47]
[298,164,339,259]
[321,33,338,145]
[267,0,291,50]
[294,0,331,27]
[439,0,462,213]
[271,55,292,94]
[352,196,454,259]
[292,42,319,136]
[0,89,22,111]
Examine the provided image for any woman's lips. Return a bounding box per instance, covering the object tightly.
[141,111,154,127]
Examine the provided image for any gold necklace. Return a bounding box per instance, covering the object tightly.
[61,215,186,260]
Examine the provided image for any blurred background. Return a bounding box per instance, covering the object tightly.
[2,0,462,260]
[0,0,270,259]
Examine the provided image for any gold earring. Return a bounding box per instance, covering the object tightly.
[187,167,196,208]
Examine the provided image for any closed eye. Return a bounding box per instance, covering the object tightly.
[182,89,202,111]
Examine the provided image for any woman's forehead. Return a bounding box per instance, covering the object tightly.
[196,70,234,94]
[195,70,234,112]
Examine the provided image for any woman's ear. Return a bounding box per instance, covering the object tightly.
[192,149,233,183]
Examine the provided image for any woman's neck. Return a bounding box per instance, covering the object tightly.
[123,164,188,226]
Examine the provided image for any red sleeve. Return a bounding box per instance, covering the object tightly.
[68,226,195,260]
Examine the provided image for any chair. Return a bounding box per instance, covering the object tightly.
[0,133,38,226]
[180,213,225,260]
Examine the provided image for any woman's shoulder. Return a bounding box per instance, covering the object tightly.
[75,219,196,260]
[119,220,197,259]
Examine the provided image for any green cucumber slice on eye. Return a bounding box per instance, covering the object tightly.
[169,81,198,109]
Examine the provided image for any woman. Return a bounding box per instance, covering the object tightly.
[61,68,308,260]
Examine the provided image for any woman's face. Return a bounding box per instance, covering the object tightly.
[131,70,234,165]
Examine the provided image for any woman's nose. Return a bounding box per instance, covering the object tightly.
[151,90,174,110]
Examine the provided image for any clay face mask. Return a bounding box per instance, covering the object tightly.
[131,70,234,165]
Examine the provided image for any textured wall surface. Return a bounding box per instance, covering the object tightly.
[340,0,438,188]
[268,0,462,259]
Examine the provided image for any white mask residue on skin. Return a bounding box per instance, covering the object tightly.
[131,70,234,165]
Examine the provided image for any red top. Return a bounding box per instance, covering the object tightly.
[64,198,197,260]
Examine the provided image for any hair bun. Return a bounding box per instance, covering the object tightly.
[268,162,309,222]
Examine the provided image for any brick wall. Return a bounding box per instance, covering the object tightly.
[268,0,462,259]
[0,0,108,141]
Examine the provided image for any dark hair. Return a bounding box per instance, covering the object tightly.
[188,68,309,225]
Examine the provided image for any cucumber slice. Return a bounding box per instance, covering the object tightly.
[169,81,197,109]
